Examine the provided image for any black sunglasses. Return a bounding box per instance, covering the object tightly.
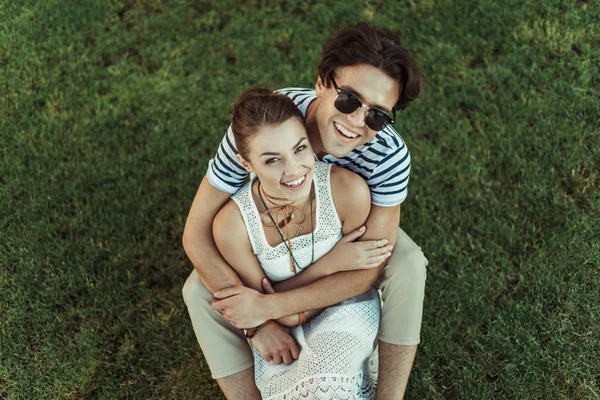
[330,76,396,131]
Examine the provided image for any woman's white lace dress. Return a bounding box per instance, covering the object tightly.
[232,161,380,400]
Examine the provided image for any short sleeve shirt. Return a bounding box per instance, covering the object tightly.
[206,88,411,207]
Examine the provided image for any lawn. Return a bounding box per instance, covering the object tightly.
[1,0,598,399]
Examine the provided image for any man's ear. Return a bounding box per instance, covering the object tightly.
[236,154,254,172]
[315,75,325,97]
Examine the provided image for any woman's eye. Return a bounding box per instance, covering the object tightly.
[265,158,279,165]
[295,145,307,153]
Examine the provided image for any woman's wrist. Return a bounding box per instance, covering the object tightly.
[323,251,342,275]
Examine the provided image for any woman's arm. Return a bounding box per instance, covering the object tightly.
[213,200,302,364]
[212,200,269,293]
[212,200,304,327]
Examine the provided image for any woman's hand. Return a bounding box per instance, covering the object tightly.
[325,226,393,273]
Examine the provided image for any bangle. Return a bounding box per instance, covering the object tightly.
[297,311,307,325]
[244,320,271,339]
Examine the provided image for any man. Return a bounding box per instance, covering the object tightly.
[182,23,427,399]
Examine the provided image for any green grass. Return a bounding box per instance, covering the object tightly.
[1,0,598,398]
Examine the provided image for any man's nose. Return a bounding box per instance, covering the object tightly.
[347,106,367,128]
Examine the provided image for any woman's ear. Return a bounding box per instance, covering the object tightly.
[236,154,254,172]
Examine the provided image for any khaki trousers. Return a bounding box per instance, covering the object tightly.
[182,228,427,379]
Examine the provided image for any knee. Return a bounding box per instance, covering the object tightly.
[384,247,428,291]
[182,269,213,307]
[405,248,428,281]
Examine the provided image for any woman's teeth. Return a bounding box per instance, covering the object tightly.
[335,122,358,138]
[283,175,305,187]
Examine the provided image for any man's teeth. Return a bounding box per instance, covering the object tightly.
[283,175,305,187]
[335,122,358,138]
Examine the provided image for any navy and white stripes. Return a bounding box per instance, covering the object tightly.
[206,88,411,207]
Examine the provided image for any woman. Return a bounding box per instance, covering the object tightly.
[212,88,393,400]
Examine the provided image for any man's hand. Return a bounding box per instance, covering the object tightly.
[211,286,272,328]
[325,226,393,273]
[251,321,300,365]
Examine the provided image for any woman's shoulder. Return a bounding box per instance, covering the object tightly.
[213,198,248,243]
[329,165,371,222]
[329,165,370,197]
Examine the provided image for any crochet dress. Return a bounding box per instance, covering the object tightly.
[232,161,380,400]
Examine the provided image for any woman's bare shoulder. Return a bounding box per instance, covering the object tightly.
[213,199,249,245]
[329,165,371,224]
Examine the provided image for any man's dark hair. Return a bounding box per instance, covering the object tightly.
[317,23,421,111]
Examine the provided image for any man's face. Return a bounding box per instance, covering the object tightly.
[314,64,400,158]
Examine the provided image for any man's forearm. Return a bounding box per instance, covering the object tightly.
[265,267,380,319]
[183,230,243,294]
[182,176,243,294]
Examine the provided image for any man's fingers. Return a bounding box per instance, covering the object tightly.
[341,226,366,243]
[210,297,232,311]
[282,351,292,366]
[290,343,300,360]
[271,354,282,365]
[213,286,242,299]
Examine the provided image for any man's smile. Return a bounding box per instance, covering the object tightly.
[334,121,360,141]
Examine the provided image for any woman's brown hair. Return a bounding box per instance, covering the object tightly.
[231,88,306,159]
[317,23,421,111]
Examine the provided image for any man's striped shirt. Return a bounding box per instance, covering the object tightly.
[207,88,411,207]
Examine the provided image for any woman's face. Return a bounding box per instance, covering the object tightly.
[238,118,315,204]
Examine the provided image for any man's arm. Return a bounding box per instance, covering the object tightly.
[182,176,243,293]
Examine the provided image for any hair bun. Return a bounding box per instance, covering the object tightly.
[230,87,306,159]
[232,87,273,109]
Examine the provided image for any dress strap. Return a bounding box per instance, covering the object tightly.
[231,179,265,256]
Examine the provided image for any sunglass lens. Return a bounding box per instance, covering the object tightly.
[365,111,390,131]
[334,93,361,114]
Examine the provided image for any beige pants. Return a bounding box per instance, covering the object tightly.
[182,228,427,379]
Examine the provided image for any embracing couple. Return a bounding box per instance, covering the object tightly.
[182,23,428,400]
